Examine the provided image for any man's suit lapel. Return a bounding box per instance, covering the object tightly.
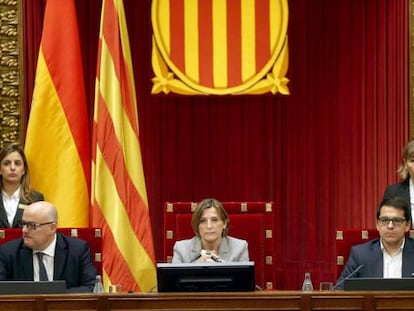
[53,234,67,280]
[370,241,384,277]
[402,238,414,277]
[20,245,34,279]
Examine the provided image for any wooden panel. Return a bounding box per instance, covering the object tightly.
[42,297,100,310]
[0,291,414,310]
[0,299,35,311]
[107,294,302,311]
[375,295,414,310]
[311,295,365,311]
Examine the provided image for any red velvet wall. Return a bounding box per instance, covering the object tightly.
[22,0,409,289]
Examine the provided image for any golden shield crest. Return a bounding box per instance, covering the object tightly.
[152,0,289,95]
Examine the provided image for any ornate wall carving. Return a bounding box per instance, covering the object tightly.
[0,0,21,149]
[411,0,414,138]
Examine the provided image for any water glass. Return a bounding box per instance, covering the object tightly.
[319,282,333,291]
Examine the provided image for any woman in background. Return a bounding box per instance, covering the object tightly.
[383,140,414,227]
[0,142,43,227]
[172,198,249,263]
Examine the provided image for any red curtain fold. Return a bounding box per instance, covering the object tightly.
[22,0,409,289]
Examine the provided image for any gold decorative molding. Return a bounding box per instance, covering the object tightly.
[0,0,22,148]
[411,0,414,138]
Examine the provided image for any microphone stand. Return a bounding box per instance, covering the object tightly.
[332,265,364,290]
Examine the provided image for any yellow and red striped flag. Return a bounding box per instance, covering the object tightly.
[25,0,90,227]
[91,0,156,292]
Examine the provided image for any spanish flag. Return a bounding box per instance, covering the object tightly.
[25,0,90,227]
[91,0,156,292]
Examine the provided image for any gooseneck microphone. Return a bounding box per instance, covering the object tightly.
[332,264,364,290]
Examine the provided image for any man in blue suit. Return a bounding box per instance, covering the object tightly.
[0,201,96,292]
[335,197,414,289]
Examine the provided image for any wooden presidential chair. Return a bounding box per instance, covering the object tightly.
[0,228,102,276]
[163,201,276,290]
[335,228,414,279]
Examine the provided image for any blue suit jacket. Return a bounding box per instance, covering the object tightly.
[336,237,414,289]
[172,235,249,263]
[0,232,96,292]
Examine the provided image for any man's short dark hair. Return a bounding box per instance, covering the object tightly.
[376,197,412,222]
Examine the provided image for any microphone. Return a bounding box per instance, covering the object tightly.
[332,264,364,290]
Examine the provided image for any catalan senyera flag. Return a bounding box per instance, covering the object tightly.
[91,0,156,292]
[25,0,90,227]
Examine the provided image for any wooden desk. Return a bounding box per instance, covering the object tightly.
[1,291,414,310]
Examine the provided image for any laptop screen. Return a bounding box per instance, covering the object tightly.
[157,262,255,292]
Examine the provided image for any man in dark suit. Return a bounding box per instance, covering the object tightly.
[0,201,96,292]
[335,197,414,289]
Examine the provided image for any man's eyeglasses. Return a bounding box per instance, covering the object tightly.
[377,216,406,226]
[18,221,55,230]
